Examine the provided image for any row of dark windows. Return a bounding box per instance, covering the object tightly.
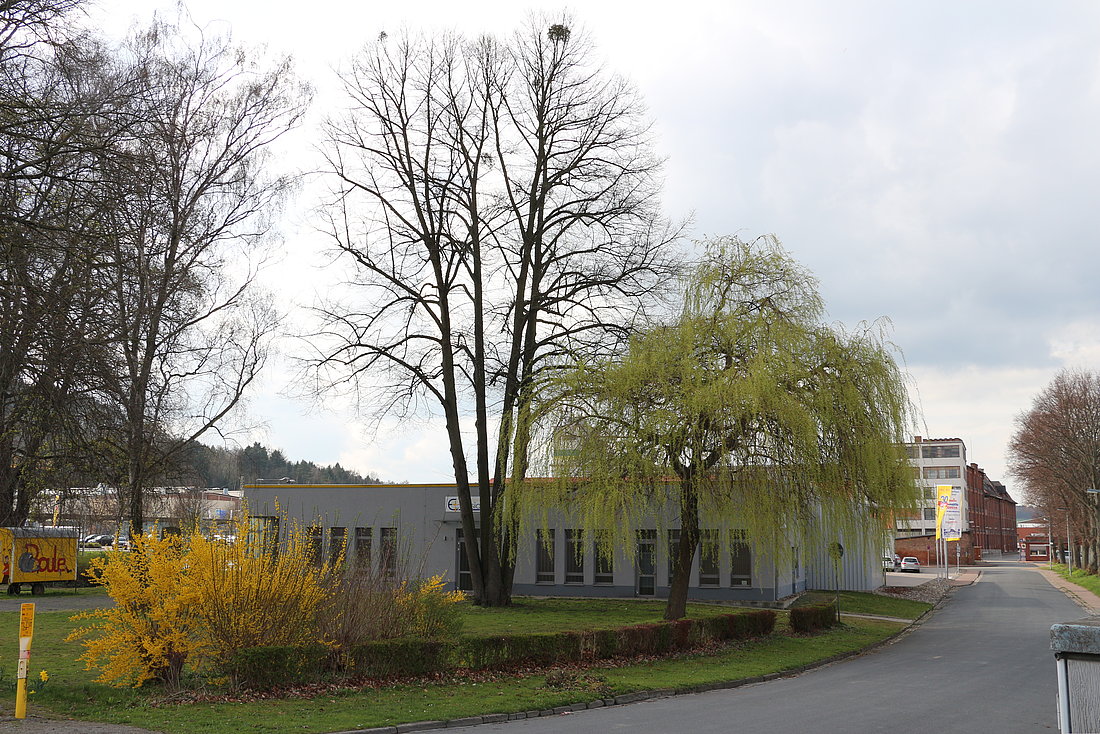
[905,444,962,459]
[534,529,754,588]
[252,517,398,575]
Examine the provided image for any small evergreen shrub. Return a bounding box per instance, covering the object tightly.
[789,602,838,633]
[225,644,330,689]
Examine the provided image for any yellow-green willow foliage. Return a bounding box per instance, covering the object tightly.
[512,235,920,619]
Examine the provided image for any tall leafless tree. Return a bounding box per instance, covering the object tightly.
[0,1,129,525]
[311,15,679,605]
[1009,369,1100,573]
[95,17,309,537]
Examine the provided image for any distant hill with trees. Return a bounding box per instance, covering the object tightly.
[181,442,382,489]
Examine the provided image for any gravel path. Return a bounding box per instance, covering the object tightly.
[0,715,164,733]
[0,592,113,613]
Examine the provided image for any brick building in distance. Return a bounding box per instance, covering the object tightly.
[894,437,1017,564]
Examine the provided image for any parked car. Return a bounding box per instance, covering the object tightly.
[900,556,921,573]
[882,556,897,572]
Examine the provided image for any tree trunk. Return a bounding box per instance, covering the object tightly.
[665,473,700,620]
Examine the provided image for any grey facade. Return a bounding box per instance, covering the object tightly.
[242,483,881,602]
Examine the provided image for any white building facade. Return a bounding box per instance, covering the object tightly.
[898,436,968,538]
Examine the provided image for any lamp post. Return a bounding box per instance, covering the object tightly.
[1058,507,1071,574]
[1048,515,1053,570]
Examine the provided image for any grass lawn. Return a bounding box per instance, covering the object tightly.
[1052,563,1100,597]
[794,590,932,620]
[0,594,920,733]
[460,597,736,635]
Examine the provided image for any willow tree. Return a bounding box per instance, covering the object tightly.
[523,235,919,619]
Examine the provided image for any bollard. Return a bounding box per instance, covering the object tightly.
[15,603,34,719]
[1051,618,1100,732]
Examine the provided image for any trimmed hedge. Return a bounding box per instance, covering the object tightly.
[789,602,839,633]
[224,644,331,689]
[230,609,778,689]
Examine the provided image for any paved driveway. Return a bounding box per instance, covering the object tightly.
[479,560,1079,734]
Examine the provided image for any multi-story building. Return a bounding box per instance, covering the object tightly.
[897,436,1017,560]
[965,464,1017,554]
[899,436,967,538]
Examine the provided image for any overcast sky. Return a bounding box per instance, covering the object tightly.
[87,0,1100,499]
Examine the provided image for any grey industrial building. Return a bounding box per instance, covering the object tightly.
[242,483,882,603]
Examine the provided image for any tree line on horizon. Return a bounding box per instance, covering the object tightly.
[185,441,381,489]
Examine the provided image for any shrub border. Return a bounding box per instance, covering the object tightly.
[346,599,945,734]
[227,609,778,688]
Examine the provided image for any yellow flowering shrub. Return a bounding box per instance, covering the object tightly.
[188,513,338,658]
[68,532,204,688]
[397,574,465,639]
[69,510,339,688]
[71,508,462,689]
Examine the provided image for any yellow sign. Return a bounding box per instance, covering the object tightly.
[935,485,952,540]
[19,602,34,638]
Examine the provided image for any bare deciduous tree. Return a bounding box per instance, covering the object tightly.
[311,14,678,605]
[96,17,309,536]
[1009,369,1100,573]
[0,2,127,525]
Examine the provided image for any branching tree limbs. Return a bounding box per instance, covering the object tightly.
[1009,370,1100,573]
[311,16,678,605]
[526,235,918,619]
[96,18,308,536]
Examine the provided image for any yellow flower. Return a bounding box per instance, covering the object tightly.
[39,670,48,683]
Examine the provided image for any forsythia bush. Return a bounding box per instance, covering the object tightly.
[68,532,206,688]
[70,509,464,689]
[188,521,337,660]
[397,574,465,639]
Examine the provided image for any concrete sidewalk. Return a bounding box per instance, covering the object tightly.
[950,567,981,586]
[1033,565,1100,615]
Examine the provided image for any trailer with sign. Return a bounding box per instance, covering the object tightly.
[0,527,79,595]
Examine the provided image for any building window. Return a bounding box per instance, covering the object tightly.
[306,525,323,566]
[594,533,613,585]
[668,529,682,581]
[924,487,937,499]
[565,529,584,584]
[380,527,397,579]
[636,530,656,596]
[905,445,920,459]
[922,444,960,459]
[354,527,371,567]
[329,526,346,562]
[730,531,752,587]
[536,529,555,583]
[1029,544,1048,557]
[923,466,961,480]
[456,528,477,591]
[249,516,279,557]
[923,508,936,521]
[699,530,720,587]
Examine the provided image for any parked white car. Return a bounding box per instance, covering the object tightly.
[900,556,921,573]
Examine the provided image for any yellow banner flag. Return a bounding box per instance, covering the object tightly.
[935,485,953,540]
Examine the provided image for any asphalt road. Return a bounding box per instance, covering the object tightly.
[481,560,1077,734]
